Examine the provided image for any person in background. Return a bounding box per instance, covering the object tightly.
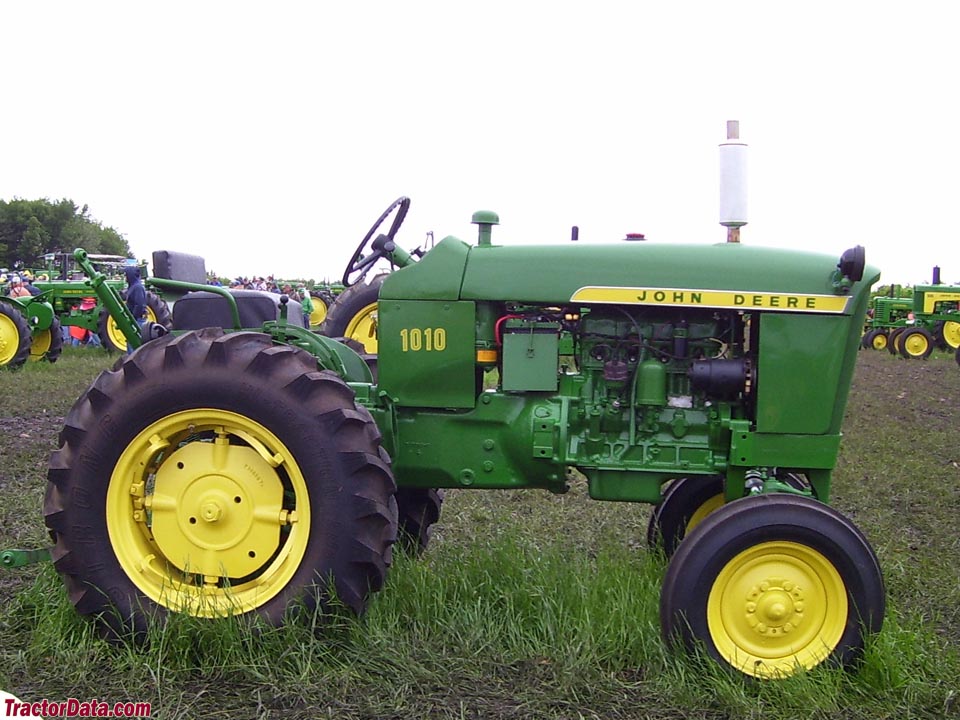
[299,286,313,329]
[7,275,31,298]
[22,273,41,296]
[124,266,147,353]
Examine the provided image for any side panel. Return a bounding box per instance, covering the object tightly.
[756,313,849,434]
[378,299,477,408]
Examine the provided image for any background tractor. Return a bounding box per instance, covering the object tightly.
[860,295,913,351]
[876,267,960,360]
[25,252,172,352]
[0,293,62,368]
[43,197,883,680]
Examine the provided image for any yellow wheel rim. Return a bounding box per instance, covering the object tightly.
[871,333,887,350]
[708,540,847,678]
[0,314,22,364]
[310,298,328,327]
[686,493,725,534]
[943,320,960,349]
[108,306,160,350]
[344,302,378,353]
[902,332,929,357]
[106,409,311,617]
[29,328,52,361]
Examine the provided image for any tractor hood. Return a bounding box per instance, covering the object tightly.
[380,236,880,316]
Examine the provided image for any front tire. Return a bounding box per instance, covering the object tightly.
[30,315,63,363]
[898,327,934,359]
[660,494,884,679]
[44,328,397,637]
[647,476,725,557]
[395,488,443,555]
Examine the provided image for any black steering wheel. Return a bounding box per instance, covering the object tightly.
[342,196,411,286]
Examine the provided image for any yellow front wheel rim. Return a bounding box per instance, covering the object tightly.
[30,329,52,361]
[902,332,929,357]
[708,540,847,678]
[344,302,378,353]
[106,408,311,617]
[871,333,887,350]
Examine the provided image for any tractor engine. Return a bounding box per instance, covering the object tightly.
[494,304,750,501]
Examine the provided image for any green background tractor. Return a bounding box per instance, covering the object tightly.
[27,252,172,352]
[0,294,62,368]
[44,197,883,680]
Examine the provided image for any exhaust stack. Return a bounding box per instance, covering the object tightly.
[719,120,748,243]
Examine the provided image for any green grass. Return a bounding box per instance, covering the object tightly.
[1,347,958,719]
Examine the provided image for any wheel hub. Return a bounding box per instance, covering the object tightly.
[745,577,805,636]
[149,440,285,579]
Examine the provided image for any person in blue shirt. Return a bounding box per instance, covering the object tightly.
[124,266,147,353]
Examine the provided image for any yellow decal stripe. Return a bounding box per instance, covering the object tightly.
[921,291,960,314]
[570,287,850,313]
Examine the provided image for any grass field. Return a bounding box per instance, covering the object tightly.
[0,346,958,719]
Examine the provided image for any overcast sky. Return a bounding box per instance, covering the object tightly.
[2,2,957,286]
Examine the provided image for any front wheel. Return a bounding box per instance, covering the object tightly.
[44,328,398,637]
[866,329,888,351]
[30,315,63,363]
[899,327,934,359]
[395,488,443,555]
[647,476,725,558]
[660,494,884,679]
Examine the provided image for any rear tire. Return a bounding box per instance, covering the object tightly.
[44,328,398,638]
[310,290,335,327]
[660,494,884,679]
[0,302,31,368]
[319,275,386,354]
[99,292,172,352]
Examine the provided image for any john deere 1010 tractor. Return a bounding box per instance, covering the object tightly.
[43,197,884,679]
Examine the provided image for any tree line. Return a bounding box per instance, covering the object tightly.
[0,198,131,270]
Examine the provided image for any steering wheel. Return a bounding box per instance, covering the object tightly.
[342,196,411,286]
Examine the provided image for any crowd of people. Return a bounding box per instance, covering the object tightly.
[222,275,315,328]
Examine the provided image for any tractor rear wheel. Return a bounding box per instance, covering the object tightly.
[43,328,397,638]
[99,292,173,352]
[395,488,444,555]
[319,275,386,354]
[898,327,934,359]
[660,494,884,679]
[0,303,31,368]
[310,290,335,327]
[647,476,725,557]
[30,315,63,363]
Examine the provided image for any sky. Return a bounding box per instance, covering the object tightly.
[2,2,958,286]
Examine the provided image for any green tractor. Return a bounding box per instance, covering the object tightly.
[861,295,913,351]
[892,277,960,359]
[29,252,172,352]
[42,197,884,679]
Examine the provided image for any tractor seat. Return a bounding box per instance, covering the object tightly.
[172,290,304,331]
